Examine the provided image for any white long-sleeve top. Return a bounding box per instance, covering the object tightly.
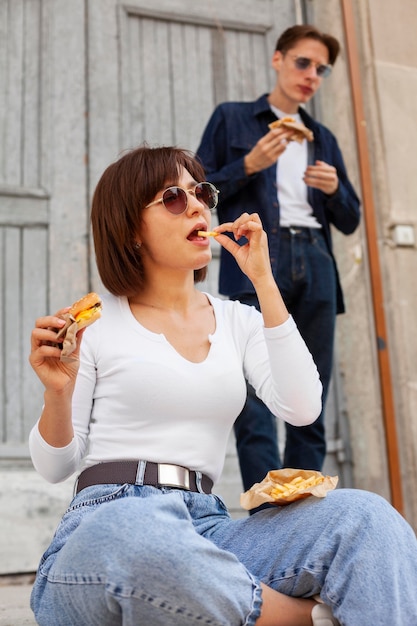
[29,293,322,484]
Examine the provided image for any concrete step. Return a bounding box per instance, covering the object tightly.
[0,576,36,626]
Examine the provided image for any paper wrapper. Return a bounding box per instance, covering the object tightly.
[54,313,79,362]
[240,468,338,510]
[268,118,314,142]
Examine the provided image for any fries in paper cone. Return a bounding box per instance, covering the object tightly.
[240,468,338,510]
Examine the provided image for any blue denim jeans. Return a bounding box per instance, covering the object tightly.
[234,228,337,491]
[31,484,417,625]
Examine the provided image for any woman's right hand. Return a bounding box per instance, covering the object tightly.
[216,214,290,329]
[29,310,83,394]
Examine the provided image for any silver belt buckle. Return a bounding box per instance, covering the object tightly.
[158,463,190,490]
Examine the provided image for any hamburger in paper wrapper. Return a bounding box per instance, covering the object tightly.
[240,468,338,510]
[54,292,102,362]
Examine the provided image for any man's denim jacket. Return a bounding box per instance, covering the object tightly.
[196,94,361,314]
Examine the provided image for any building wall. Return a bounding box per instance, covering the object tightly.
[363,0,417,524]
[309,0,417,526]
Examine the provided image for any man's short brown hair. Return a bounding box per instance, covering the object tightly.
[91,145,208,297]
[275,24,340,65]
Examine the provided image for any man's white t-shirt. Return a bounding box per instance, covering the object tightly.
[270,105,321,229]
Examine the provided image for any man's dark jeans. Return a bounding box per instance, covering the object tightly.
[233,227,337,493]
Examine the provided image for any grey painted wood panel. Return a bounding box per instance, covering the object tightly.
[1,0,24,186]
[46,1,89,308]
[0,190,48,226]
[22,0,42,189]
[4,227,22,442]
[0,0,87,458]
[21,227,49,437]
[0,224,47,446]
[0,0,43,188]
[117,7,274,158]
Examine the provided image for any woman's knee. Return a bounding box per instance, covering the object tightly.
[321,488,410,545]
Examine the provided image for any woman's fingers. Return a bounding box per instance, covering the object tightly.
[215,213,271,283]
[34,314,67,331]
[217,212,263,240]
[31,317,66,348]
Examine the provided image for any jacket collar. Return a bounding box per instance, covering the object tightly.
[255,93,319,132]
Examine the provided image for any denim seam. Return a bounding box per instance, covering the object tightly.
[107,584,226,625]
[243,574,262,626]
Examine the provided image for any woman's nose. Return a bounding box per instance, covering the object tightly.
[186,190,205,214]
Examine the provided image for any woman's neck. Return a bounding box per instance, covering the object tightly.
[129,280,200,313]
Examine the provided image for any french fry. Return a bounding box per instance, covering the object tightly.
[270,474,325,499]
[240,468,339,510]
[197,230,219,237]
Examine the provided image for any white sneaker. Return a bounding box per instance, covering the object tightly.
[311,603,341,626]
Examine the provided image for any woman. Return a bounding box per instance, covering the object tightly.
[29,145,417,626]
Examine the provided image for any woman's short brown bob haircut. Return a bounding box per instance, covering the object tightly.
[91,145,208,297]
[275,24,340,66]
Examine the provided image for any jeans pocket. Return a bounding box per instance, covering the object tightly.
[312,233,333,263]
[67,483,130,513]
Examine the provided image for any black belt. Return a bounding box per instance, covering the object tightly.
[75,460,213,495]
[280,226,322,239]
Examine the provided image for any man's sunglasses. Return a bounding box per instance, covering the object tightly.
[145,182,220,215]
[288,54,332,78]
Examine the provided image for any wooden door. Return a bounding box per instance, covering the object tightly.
[0,0,89,464]
[0,0,89,574]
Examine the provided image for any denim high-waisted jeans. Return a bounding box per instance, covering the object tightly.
[31,484,417,625]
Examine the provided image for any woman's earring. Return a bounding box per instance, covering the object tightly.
[134,241,142,249]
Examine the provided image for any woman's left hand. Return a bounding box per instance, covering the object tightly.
[214,213,272,287]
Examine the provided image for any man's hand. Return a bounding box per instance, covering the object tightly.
[303,160,339,195]
[244,128,292,176]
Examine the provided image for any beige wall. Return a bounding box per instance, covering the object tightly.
[309,0,417,529]
[365,0,417,526]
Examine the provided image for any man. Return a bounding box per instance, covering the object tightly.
[196,24,360,494]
